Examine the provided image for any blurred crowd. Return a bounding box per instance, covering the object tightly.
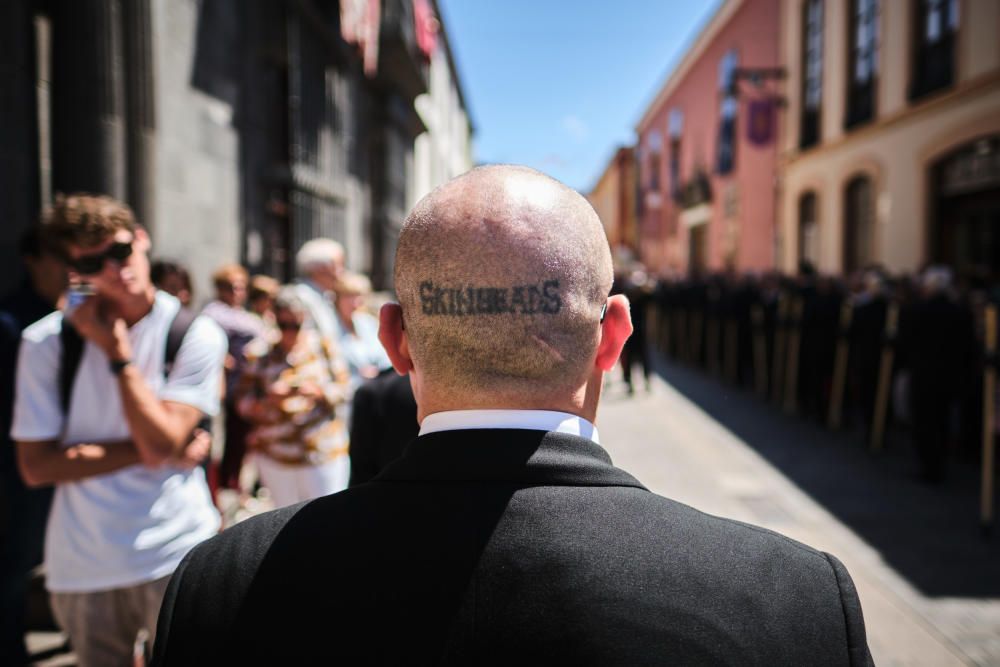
[152,240,398,509]
[0,194,410,665]
[620,261,1000,486]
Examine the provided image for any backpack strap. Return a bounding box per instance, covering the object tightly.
[59,306,211,433]
[59,321,85,415]
[164,307,198,378]
[60,306,198,414]
[163,307,214,434]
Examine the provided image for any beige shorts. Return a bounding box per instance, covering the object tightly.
[50,574,171,667]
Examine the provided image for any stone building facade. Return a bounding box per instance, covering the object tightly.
[0,0,472,298]
[412,0,473,205]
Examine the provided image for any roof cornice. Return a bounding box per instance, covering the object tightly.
[635,0,744,133]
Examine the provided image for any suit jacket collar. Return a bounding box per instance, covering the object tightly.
[375,429,647,490]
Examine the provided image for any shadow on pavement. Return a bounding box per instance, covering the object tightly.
[653,353,1000,599]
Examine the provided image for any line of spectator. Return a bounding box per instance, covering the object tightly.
[643,262,999,486]
[0,193,398,665]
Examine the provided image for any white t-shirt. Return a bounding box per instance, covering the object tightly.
[11,291,226,592]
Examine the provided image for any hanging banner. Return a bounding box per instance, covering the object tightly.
[747,98,775,147]
[341,0,381,77]
[414,0,439,60]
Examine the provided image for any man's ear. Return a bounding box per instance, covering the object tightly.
[378,302,414,375]
[594,294,632,372]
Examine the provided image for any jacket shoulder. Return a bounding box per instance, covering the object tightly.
[154,503,304,664]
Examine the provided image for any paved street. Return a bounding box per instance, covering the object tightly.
[27,353,1000,665]
[598,355,1000,666]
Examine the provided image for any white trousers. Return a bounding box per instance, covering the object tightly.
[255,454,350,508]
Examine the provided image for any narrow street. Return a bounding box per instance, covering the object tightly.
[598,355,1000,666]
[27,353,1000,665]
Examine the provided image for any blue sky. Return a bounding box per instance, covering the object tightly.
[437,0,722,193]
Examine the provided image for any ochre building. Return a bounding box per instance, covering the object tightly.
[779,0,1000,276]
[587,146,638,264]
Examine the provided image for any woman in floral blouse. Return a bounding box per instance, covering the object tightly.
[234,288,350,507]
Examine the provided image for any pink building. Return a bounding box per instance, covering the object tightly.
[636,0,781,275]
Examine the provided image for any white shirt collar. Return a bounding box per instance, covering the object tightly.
[419,409,600,444]
[300,278,334,301]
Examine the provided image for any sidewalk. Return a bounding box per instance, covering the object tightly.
[597,356,1000,666]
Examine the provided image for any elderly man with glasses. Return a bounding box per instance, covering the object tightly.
[10,193,226,666]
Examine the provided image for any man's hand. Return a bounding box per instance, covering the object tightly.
[67,297,133,361]
[176,429,212,469]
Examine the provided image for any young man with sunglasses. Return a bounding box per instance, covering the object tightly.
[10,194,226,666]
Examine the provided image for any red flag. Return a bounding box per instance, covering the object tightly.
[363,0,380,76]
[341,0,381,78]
[414,0,439,60]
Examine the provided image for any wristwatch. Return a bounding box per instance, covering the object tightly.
[109,358,131,376]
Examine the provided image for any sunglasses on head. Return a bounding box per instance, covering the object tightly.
[70,240,134,275]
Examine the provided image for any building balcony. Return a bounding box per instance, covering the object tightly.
[377,0,428,103]
[680,171,713,210]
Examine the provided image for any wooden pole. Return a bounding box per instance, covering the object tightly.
[783,297,803,414]
[659,301,670,356]
[827,300,854,430]
[725,318,739,385]
[981,304,997,532]
[677,309,688,363]
[772,295,788,406]
[691,310,704,367]
[870,302,899,453]
[707,295,720,376]
[752,305,768,397]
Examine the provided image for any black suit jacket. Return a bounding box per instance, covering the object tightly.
[153,429,872,666]
[348,371,419,486]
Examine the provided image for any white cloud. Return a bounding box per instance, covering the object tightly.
[561,115,590,144]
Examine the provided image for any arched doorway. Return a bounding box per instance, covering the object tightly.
[930,136,1000,275]
[843,175,875,274]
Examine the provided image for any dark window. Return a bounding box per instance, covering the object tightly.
[669,109,683,202]
[717,50,738,175]
[844,175,875,273]
[798,192,819,267]
[910,0,958,101]
[646,131,662,191]
[800,0,823,149]
[845,0,878,129]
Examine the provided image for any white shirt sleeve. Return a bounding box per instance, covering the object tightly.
[10,316,64,442]
[158,315,227,417]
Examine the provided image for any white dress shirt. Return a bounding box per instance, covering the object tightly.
[419,409,600,444]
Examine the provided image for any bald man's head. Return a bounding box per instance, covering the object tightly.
[394,165,613,402]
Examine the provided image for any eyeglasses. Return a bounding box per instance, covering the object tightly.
[70,240,134,275]
[277,321,302,332]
